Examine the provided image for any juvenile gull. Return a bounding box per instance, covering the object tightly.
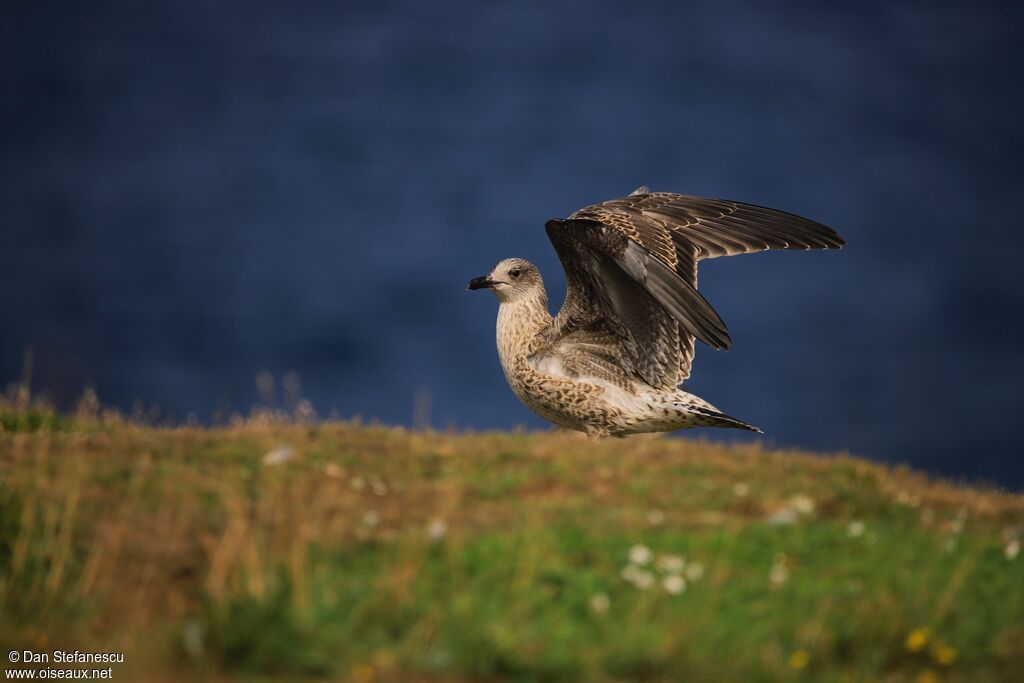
[467,187,845,436]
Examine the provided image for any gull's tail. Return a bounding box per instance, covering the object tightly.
[659,400,763,433]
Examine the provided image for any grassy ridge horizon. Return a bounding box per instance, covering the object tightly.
[2,401,1023,682]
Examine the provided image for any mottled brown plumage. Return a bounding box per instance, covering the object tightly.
[468,187,845,437]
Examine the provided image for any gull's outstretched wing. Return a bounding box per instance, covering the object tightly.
[542,188,844,389]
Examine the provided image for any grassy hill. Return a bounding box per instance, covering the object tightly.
[2,411,1023,682]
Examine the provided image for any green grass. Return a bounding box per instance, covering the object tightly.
[1,414,1023,682]
[0,409,69,433]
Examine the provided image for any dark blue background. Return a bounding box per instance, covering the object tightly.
[3,1,1023,487]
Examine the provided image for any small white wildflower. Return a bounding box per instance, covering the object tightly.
[770,555,789,587]
[733,482,750,497]
[350,476,366,491]
[370,476,388,496]
[847,520,866,538]
[684,561,704,581]
[944,537,958,554]
[770,563,789,587]
[180,619,206,660]
[427,517,447,541]
[790,494,816,515]
[766,508,799,526]
[621,564,654,589]
[294,398,317,423]
[590,593,610,614]
[362,511,380,527]
[647,508,665,526]
[662,574,686,595]
[632,570,654,590]
[262,445,295,466]
[1006,539,1020,560]
[628,544,652,565]
[656,554,685,574]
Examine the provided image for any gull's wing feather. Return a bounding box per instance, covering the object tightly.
[542,190,844,389]
[543,218,719,389]
[572,192,845,264]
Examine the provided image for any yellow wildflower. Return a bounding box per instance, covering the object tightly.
[788,649,810,670]
[931,642,957,666]
[351,663,375,683]
[905,627,931,652]
[916,670,939,683]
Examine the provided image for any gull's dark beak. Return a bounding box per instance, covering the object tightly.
[467,276,495,291]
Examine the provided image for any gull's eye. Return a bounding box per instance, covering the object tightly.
[509,268,522,279]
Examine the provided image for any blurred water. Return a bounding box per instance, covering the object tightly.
[3,1,1023,486]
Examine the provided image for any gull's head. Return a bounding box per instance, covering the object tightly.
[467,258,542,303]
